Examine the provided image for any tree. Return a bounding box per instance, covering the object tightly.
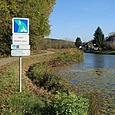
[93,27,106,50]
[108,32,115,37]
[75,37,82,48]
[0,0,56,56]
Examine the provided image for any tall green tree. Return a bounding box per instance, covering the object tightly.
[75,37,82,48]
[93,27,106,50]
[0,0,56,56]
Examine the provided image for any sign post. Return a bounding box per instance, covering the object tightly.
[19,56,22,92]
[11,18,30,92]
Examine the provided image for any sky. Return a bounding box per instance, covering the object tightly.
[47,0,115,42]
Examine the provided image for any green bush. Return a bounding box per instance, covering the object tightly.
[43,91,89,115]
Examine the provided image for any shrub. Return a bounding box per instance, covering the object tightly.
[43,91,89,115]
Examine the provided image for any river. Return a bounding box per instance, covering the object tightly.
[74,53,115,68]
[58,53,115,113]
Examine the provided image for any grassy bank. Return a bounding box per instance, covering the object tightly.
[84,50,115,54]
[1,48,90,115]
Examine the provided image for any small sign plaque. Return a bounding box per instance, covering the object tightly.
[11,44,30,49]
[12,34,29,44]
[11,50,30,56]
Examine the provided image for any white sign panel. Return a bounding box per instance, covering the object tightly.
[12,34,29,44]
[11,50,30,56]
[11,44,30,49]
[12,18,29,34]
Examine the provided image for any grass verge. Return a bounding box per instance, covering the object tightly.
[0,48,89,115]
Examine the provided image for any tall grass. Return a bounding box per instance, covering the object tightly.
[1,93,45,115]
[0,62,44,115]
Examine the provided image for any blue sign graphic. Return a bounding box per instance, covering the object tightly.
[12,44,19,49]
[12,18,29,34]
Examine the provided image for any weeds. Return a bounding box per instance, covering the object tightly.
[27,62,73,94]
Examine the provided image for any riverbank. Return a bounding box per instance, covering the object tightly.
[1,48,86,115]
[84,50,115,55]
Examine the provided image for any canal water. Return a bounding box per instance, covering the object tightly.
[74,53,115,68]
[58,53,115,113]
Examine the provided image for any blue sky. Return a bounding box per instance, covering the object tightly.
[48,0,115,42]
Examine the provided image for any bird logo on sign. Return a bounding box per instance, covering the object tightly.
[14,19,28,33]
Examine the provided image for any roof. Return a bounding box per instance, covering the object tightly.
[106,36,115,41]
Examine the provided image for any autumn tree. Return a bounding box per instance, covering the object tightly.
[0,0,56,56]
[93,27,106,50]
[75,37,82,48]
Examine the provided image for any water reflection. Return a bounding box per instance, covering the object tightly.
[92,54,105,68]
[75,53,115,68]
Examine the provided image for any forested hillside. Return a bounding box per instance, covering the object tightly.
[40,38,76,49]
[0,0,56,56]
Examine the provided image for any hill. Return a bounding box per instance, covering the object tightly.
[43,38,75,49]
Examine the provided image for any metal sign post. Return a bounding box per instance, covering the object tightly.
[19,56,22,92]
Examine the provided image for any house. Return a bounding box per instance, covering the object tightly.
[106,36,115,49]
[82,40,98,50]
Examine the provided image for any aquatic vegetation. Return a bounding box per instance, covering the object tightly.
[58,66,115,114]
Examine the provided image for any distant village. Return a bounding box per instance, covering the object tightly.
[82,34,115,50]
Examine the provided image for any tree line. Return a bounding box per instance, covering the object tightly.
[41,38,76,49]
[0,0,56,57]
[75,27,115,50]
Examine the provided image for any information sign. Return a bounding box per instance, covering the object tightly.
[12,34,29,44]
[12,18,29,34]
[11,17,30,92]
[11,50,30,56]
[11,44,30,49]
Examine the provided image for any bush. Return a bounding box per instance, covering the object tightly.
[43,91,89,115]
